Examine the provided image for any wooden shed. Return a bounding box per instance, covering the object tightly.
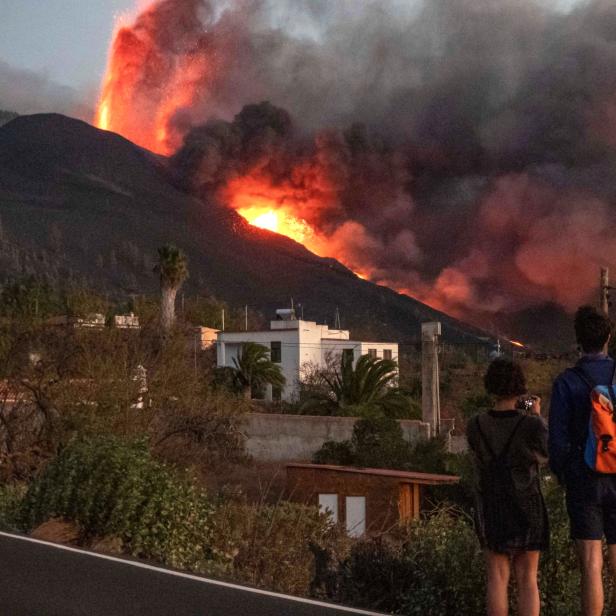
[286,463,460,536]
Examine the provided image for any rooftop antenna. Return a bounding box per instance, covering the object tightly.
[335,307,341,330]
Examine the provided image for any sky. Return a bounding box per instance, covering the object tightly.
[0,0,134,91]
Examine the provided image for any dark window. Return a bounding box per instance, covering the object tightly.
[383,349,392,360]
[368,349,377,359]
[271,341,282,363]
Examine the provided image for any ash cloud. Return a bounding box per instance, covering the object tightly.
[117,0,616,333]
[0,60,91,120]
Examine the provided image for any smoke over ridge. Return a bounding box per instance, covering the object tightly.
[96,0,616,330]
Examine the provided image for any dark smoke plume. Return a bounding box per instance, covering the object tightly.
[115,0,616,334]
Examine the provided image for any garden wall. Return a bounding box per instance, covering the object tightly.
[241,413,431,462]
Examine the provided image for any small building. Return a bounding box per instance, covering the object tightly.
[216,309,398,402]
[286,463,459,537]
[113,313,140,329]
[47,313,106,329]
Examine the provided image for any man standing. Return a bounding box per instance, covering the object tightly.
[549,306,615,616]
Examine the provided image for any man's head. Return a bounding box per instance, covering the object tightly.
[574,305,613,354]
[484,358,527,400]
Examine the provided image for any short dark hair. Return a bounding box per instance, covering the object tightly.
[484,359,527,398]
[574,306,612,353]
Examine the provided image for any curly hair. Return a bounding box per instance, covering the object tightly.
[484,358,527,398]
[574,305,613,353]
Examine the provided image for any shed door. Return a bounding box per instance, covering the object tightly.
[318,494,339,524]
[345,496,366,537]
[399,483,420,521]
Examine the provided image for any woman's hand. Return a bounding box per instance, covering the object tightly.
[530,395,541,415]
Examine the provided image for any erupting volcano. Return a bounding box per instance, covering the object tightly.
[95,0,616,330]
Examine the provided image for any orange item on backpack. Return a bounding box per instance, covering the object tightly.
[572,366,616,474]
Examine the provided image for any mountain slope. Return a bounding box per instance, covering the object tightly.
[0,114,492,345]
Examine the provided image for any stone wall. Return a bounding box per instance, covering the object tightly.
[241,413,431,462]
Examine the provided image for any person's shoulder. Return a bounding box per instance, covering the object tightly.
[466,412,485,439]
[523,414,547,430]
[466,413,480,432]
[552,365,578,390]
[554,365,575,382]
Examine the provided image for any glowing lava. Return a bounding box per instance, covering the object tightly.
[237,205,313,244]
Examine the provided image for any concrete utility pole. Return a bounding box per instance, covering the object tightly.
[422,322,442,437]
[601,267,610,316]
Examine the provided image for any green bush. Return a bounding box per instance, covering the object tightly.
[0,483,25,531]
[313,416,414,469]
[20,437,225,573]
[338,509,485,615]
[211,499,349,596]
[313,440,355,466]
[337,480,606,616]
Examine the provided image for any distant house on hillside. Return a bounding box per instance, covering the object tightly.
[194,326,220,351]
[286,463,459,536]
[216,309,398,402]
[46,313,140,330]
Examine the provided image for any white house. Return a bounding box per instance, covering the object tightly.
[216,309,399,402]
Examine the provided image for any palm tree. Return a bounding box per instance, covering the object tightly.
[155,245,188,332]
[302,353,409,418]
[232,342,286,400]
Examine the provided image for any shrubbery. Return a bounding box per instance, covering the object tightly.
[0,483,25,532]
[212,499,349,596]
[334,479,609,616]
[337,508,485,615]
[20,437,225,574]
[314,416,416,468]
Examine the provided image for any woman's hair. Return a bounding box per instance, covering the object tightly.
[484,358,527,398]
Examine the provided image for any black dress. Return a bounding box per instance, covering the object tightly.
[467,410,549,554]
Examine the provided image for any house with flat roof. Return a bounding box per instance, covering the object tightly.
[216,309,398,402]
[286,463,460,537]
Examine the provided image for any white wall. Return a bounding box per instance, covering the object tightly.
[242,413,431,461]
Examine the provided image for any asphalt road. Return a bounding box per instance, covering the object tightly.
[0,532,386,616]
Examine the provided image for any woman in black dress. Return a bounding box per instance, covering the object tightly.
[467,359,548,616]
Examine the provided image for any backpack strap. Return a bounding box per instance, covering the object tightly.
[570,366,597,390]
[475,414,526,463]
[571,362,616,422]
[606,362,616,419]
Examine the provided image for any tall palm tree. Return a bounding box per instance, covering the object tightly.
[232,342,286,400]
[155,245,188,332]
[303,353,409,418]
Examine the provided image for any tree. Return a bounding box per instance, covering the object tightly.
[232,342,285,400]
[155,245,188,332]
[301,353,411,418]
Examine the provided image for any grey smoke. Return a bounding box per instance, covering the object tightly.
[0,60,91,119]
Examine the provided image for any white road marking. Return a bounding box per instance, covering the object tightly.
[0,531,387,615]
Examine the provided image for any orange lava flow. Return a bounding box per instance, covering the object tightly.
[222,175,315,244]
